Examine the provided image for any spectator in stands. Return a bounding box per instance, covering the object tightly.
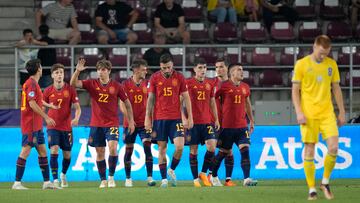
[154,0,190,44]
[143,32,171,66]
[207,0,238,24]
[36,0,81,45]
[260,0,298,32]
[16,29,48,85]
[351,0,360,33]
[245,0,260,21]
[95,0,138,44]
[37,25,56,87]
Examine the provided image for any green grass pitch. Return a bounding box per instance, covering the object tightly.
[1,179,359,203]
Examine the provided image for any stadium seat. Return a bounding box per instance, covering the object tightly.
[73,0,91,24]
[56,48,71,66]
[294,0,316,20]
[78,24,96,44]
[206,70,216,78]
[80,48,104,66]
[345,70,360,86]
[251,47,276,66]
[213,22,238,43]
[126,0,148,23]
[326,21,352,42]
[337,47,360,65]
[169,48,184,66]
[189,23,209,43]
[320,0,346,20]
[194,48,219,66]
[182,0,203,22]
[241,22,267,43]
[243,70,255,86]
[356,24,360,40]
[108,48,128,67]
[298,21,322,42]
[270,22,295,42]
[225,47,247,64]
[259,69,283,87]
[132,23,153,44]
[280,47,303,65]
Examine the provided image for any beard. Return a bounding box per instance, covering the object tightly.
[163,72,171,78]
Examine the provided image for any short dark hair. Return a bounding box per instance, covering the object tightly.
[96,59,112,70]
[215,57,228,66]
[193,57,206,66]
[51,63,65,73]
[131,58,148,70]
[39,24,49,36]
[25,59,42,76]
[159,53,173,64]
[228,63,242,73]
[23,29,33,36]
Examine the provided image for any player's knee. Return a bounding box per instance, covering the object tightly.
[328,145,338,155]
[50,145,59,153]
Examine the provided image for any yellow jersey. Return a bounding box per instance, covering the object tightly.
[292,55,340,119]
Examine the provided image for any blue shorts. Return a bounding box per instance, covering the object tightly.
[22,130,45,147]
[123,127,151,144]
[152,119,184,143]
[47,129,73,151]
[186,124,216,145]
[88,127,119,147]
[217,128,250,150]
[98,28,129,42]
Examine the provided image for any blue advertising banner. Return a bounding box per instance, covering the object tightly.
[0,126,359,182]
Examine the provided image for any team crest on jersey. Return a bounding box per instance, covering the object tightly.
[158,81,163,86]
[28,91,35,97]
[63,90,69,98]
[109,86,115,94]
[142,86,147,94]
[129,89,134,93]
[205,83,211,90]
[172,79,178,87]
[96,87,100,90]
[228,89,234,93]
[193,85,198,89]
[50,94,55,97]
[328,67,332,76]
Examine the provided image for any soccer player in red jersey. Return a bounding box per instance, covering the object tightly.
[185,58,220,187]
[145,53,193,187]
[211,63,257,187]
[12,59,58,190]
[209,57,236,186]
[120,59,156,187]
[43,63,81,188]
[70,59,135,188]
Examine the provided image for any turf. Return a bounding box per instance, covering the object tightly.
[0,179,359,203]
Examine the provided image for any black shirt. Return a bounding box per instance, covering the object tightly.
[143,48,171,66]
[154,3,184,28]
[95,2,133,30]
[37,36,56,74]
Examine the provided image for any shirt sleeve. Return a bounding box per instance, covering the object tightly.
[148,75,156,93]
[94,5,102,17]
[81,79,91,91]
[123,2,134,14]
[70,5,78,18]
[43,88,49,103]
[154,6,161,18]
[41,3,53,16]
[26,80,38,101]
[215,83,223,99]
[117,85,128,102]
[210,83,215,98]
[70,86,79,103]
[179,74,187,93]
[292,60,303,83]
[332,61,340,83]
[176,4,185,17]
[246,85,251,97]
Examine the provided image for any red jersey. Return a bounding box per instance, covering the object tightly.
[211,77,226,123]
[149,71,187,120]
[186,77,215,124]
[215,80,250,128]
[122,78,148,127]
[20,78,43,134]
[43,83,79,131]
[82,79,128,127]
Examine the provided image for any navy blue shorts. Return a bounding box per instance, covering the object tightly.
[88,127,119,147]
[22,130,45,147]
[47,129,73,151]
[123,127,151,144]
[186,124,216,145]
[217,128,250,150]
[152,119,184,143]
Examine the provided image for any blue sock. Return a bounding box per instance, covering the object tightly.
[170,157,180,170]
[225,154,234,180]
[143,141,153,177]
[96,160,106,180]
[212,151,227,177]
[190,153,198,179]
[50,154,58,180]
[108,155,118,176]
[61,158,71,174]
[15,157,26,181]
[124,146,133,179]
[240,146,250,179]
[201,151,214,173]
[159,162,167,179]
[38,156,50,181]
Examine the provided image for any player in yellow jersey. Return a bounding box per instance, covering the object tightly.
[292,35,346,200]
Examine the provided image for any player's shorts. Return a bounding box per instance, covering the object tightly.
[152,119,184,143]
[88,127,119,147]
[186,124,216,145]
[300,115,339,143]
[47,129,73,151]
[217,128,250,150]
[123,127,152,144]
[22,130,45,147]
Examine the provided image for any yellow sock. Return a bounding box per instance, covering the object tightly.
[323,153,337,183]
[304,157,316,189]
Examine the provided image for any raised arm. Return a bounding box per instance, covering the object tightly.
[70,59,86,88]
[332,83,346,126]
[144,92,155,131]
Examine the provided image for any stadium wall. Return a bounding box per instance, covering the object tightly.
[0,126,359,182]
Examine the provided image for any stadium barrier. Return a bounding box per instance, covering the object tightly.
[0,125,359,182]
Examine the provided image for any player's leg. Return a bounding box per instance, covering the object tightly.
[190,145,200,187]
[237,128,257,186]
[12,141,32,189]
[224,150,235,186]
[199,125,216,186]
[123,127,136,187]
[59,131,73,187]
[320,117,339,200]
[107,127,120,188]
[48,130,60,186]
[158,141,168,187]
[89,127,108,188]
[140,128,155,186]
